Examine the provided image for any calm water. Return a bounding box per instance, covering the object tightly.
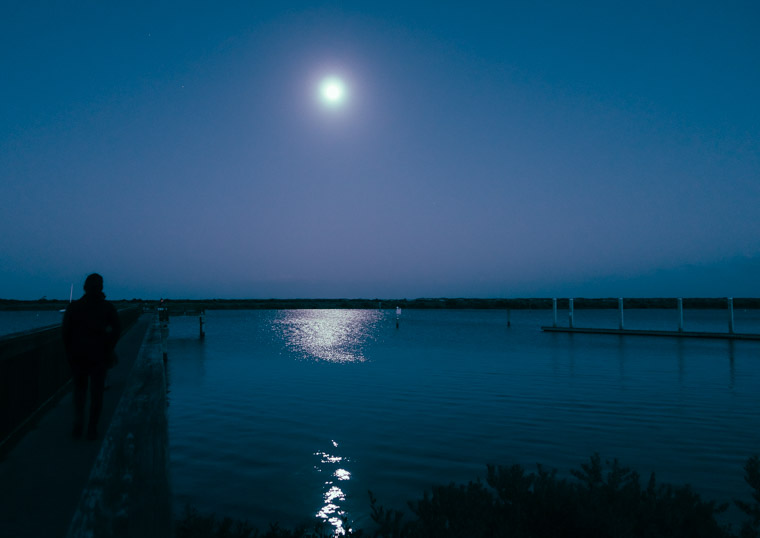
[0,311,63,337]
[166,309,760,533]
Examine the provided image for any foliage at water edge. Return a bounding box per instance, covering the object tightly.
[176,454,760,538]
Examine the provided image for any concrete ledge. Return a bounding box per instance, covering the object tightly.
[67,318,172,538]
[541,326,760,340]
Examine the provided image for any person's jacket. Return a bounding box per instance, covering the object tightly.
[62,292,121,370]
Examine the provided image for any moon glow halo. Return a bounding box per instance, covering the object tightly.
[319,77,346,106]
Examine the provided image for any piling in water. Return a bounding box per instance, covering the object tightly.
[618,298,624,330]
[552,298,557,328]
[568,298,574,329]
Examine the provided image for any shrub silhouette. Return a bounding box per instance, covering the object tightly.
[177,454,760,538]
[369,454,733,538]
[735,455,760,538]
[175,505,337,538]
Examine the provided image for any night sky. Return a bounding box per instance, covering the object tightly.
[2,1,759,300]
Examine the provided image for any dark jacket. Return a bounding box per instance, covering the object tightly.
[62,292,121,371]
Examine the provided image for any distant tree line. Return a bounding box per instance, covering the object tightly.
[6,297,759,311]
[144,297,760,310]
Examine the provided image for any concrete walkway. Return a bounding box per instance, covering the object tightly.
[0,314,152,538]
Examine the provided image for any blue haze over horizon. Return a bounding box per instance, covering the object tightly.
[1,1,759,300]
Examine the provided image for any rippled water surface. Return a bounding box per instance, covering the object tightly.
[166,309,760,532]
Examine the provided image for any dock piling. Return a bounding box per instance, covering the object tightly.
[569,298,574,329]
[618,298,624,330]
[552,298,557,328]
[541,296,759,340]
[160,327,168,361]
[158,308,169,360]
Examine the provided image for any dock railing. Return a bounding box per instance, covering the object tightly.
[0,307,141,449]
[541,297,760,340]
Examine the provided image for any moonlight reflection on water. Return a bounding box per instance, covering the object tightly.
[270,310,382,534]
[166,309,760,534]
[273,309,382,363]
[315,440,352,535]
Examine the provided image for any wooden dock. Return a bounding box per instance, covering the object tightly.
[156,306,205,340]
[541,326,760,340]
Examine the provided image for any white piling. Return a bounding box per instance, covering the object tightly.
[569,298,574,329]
[678,298,684,332]
[199,312,206,340]
[728,297,735,334]
[553,298,558,327]
[618,298,624,330]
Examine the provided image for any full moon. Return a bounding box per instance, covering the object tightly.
[319,76,346,105]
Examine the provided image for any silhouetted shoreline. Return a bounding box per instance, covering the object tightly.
[2,297,760,311]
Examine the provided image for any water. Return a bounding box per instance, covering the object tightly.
[166,309,760,533]
[0,310,63,337]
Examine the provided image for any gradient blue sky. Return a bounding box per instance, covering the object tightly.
[2,1,759,300]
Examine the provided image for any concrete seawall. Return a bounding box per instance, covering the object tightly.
[0,307,141,448]
[67,317,172,538]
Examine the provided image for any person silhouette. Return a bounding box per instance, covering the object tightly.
[62,273,121,440]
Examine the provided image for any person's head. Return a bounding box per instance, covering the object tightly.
[83,273,104,294]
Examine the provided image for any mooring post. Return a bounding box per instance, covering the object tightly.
[160,322,168,361]
[552,298,557,327]
[199,311,206,340]
[569,298,574,329]
[396,306,401,329]
[507,308,511,327]
[728,297,735,334]
[678,298,684,332]
[158,307,169,360]
[618,298,624,330]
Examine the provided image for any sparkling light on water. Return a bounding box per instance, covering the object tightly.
[315,440,352,536]
[274,309,381,363]
[166,309,760,533]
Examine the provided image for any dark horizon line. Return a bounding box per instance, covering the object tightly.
[2,297,759,310]
[1,296,758,301]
